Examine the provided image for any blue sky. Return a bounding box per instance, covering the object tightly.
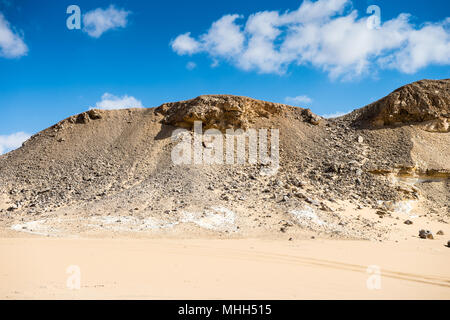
[0,0,449,153]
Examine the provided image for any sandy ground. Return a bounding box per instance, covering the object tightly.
[0,237,449,300]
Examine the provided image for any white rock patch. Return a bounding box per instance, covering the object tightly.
[88,216,177,231]
[290,206,325,226]
[10,208,237,235]
[378,200,417,215]
[393,200,415,215]
[11,219,61,236]
[181,206,236,231]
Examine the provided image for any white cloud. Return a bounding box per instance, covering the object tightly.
[378,18,450,73]
[171,14,244,59]
[171,32,201,55]
[171,0,450,79]
[95,93,143,110]
[285,95,312,105]
[321,110,351,118]
[200,14,245,57]
[0,132,30,154]
[0,12,28,58]
[83,5,130,38]
[186,61,196,70]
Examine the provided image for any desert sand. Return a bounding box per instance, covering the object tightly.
[1,236,449,300]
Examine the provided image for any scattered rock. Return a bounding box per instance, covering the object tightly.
[87,109,102,120]
[404,220,413,225]
[376,210,388,218]
[419,229,434,240]
[302,108,322,125]
[76,112,90,124]
[305,198,320,206]
[436,230,444,235]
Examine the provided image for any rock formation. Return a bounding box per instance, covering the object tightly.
[0,79,448,240]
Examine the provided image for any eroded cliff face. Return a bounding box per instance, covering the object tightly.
[349,79,450,132]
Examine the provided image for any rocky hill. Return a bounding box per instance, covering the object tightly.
[0,79,448,240]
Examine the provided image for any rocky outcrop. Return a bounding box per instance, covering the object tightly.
[70,109,103,124]
[156,95,290,130]
[349,79,450,132]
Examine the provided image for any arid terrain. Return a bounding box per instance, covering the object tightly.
[0,79,449,299]
[1,238,449,299]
